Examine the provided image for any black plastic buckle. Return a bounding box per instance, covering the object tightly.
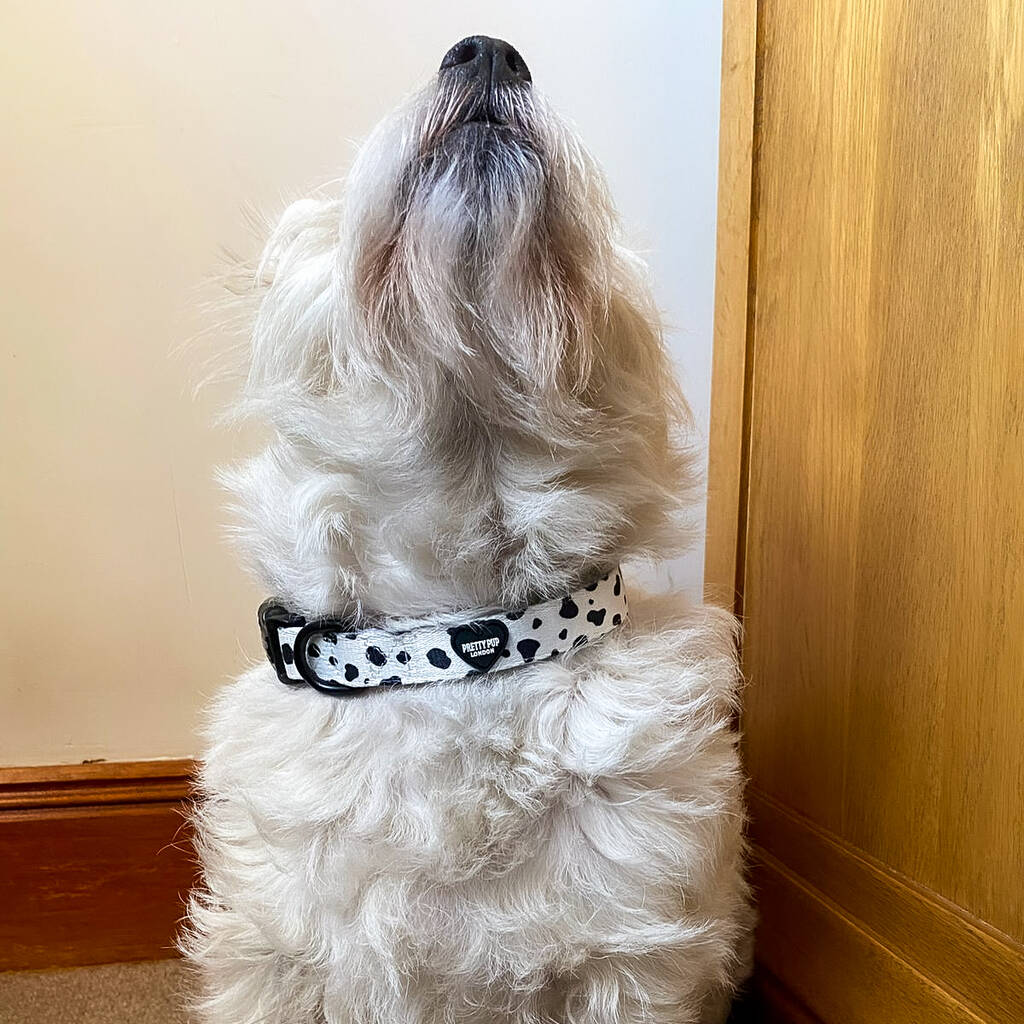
[258,600,308,686]
[259,600,367,696]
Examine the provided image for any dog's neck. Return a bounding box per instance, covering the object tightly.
[227,169,697,622]
[229,389,653,622]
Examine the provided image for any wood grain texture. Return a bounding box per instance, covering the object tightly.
[704,0,758,608]
[741,0,1024,948]
[752,847,992,1024]
[0,758,195,809]
[749,787,1024,1023]
[0,760,197,970]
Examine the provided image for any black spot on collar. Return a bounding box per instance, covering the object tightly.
[427,648,452,669]
[517,638,541,662]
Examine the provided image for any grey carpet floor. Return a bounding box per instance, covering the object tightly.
[0,960,190,1024]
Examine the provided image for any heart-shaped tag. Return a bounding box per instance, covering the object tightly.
[448,619,510,672]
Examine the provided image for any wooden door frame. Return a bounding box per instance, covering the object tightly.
[704,0,758,612]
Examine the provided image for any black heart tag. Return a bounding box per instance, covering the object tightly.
[448,619,509,672]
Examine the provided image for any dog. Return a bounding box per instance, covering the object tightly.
[183,35,752,1024]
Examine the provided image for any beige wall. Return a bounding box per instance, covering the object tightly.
[1,2,722,765]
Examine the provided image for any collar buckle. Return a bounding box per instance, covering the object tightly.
[257,600,307,686]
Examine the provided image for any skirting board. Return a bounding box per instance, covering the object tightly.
[747,787,1024,1024]
[0,759,197,971]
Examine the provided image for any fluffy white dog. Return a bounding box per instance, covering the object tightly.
[184,35,751,1024]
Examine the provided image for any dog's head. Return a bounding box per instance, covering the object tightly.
[231,37,699,617]
[339,34,610,405]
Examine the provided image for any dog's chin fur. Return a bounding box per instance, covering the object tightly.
[185,71,751,1023]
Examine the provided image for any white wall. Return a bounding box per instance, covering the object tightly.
[0,1,722,765]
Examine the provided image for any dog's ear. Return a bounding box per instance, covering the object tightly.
[594,256,690,418]
[246,198,342,401]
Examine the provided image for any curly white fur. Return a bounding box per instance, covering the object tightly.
[184,43,751,1024]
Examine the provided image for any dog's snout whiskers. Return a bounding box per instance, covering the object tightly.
[419,81,475,153]
[417,79,535,167]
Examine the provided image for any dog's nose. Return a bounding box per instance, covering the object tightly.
[439,35,532,87]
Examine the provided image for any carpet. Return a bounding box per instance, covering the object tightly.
[0,959,189,1024]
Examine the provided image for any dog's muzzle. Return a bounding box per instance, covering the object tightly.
[439,34,531,124]
[260,568,628,696]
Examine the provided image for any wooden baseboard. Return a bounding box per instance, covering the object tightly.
[0,759,197,971]
[748,787,1024,1024]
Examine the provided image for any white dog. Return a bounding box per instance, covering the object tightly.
[184,35,751,1024]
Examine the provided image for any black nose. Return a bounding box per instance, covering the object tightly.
[439,35,532,87]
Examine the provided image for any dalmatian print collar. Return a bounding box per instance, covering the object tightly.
[259,568,628,696]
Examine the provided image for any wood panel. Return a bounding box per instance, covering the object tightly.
[741,0,1024,952]
[749,787,1024,1023]
[752,848,990,1024]
[704,0,758,607]
[0,760,197,970]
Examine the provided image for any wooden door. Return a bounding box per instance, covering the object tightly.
[708,2,1024,1020]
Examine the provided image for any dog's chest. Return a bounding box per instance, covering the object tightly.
[212,654,661,883]
[193,603,748,1018]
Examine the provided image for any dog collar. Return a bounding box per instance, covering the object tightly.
[259,568,628,696]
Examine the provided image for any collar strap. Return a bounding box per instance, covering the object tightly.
[259,568,627,696]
